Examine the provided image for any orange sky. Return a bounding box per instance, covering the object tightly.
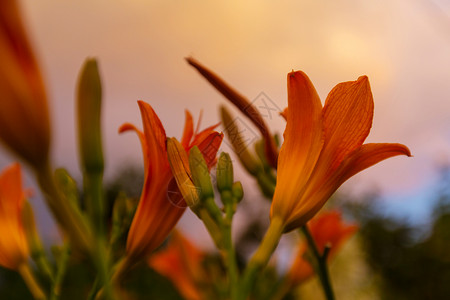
[1,1,450,237]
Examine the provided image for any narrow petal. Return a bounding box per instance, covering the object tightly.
[279,107,288,121]
[0,163,23,213]
[271,71,324,222]
[138,101,166,152]
[0,163,28,270]
[287,143,411,230]
[333,143,412,185]
[181,110,194,149]
[189,121,221,148]
[118,122,148,173]
[137,101,168,175]
[321,76,374,171]
[195,132,224,168]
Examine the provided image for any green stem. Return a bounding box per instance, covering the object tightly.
[31,249,55,283]
[197,208,224,249]
[50,242,70,300]
[93,238,116,300]
[87,277,100,300]
[18,264,46,300]
[35,163,92,252]
[239,217,284,300]
[301,226,335,300]
[222,204,239,300]
[83,171,104,236]
[266,276,292,300]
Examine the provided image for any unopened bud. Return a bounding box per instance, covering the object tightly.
[231,181,244,202]
[189,146,214,200]
[167,138,200,207]
[217,152,233,192]
[77,58,104,173]
[54,168,80,208]
[220,106,262,175]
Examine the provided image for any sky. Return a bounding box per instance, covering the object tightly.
[1,0,449,243]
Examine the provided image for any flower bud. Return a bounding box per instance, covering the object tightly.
[77,58,104,173]
[189,146,214,200]
[231,181,244,202]
[220,106,263,176]
[0,1,50,169]
[167,138,200,207]
[216,152,233,193]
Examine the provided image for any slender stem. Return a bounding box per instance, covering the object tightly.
[93,237,116,300]
[267,277,292,300]
[239,217,284,300]
[301,226,335,300]
[87,277,100,300]
[50,242,70,300]
[35,163,92,252]
[31,249,55,283]
[197,208,223,249]
[18,264,46,300]
[222,205,239,300]
[83,171,105,237]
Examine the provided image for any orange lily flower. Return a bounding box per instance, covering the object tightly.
[287,210,357,286]
[149,231,206,300]
[0,163,29,270]
[0,0,50,169]
[119,101,223,261]
[271,71,411,231]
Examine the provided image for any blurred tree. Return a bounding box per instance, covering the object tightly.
[351,166,450,300]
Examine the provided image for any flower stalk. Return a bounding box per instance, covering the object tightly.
[239,216,284,300]
[18,264,46,300]
[301,225,335,300]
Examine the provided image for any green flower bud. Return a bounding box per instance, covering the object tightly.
[220,106,263,176]
[189,146,214,200]
[77,58,104,173]
[232,181,244,202]
[217,152,233,192]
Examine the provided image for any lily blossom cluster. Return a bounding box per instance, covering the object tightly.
[0,2,413,298]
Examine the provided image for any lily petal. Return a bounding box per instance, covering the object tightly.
[118,122,148,171]
[289,143,411,230]
[333,142,412,186]
[321,76,374,172]
[0,163,29,270]
[181,110,194,148]
[271,71,324,223]
[195,132,224,168]
[138,100,168,176]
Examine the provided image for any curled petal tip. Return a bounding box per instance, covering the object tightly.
[403,145,412,157]
[118,123,135,134]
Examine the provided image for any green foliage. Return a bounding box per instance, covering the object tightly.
[347,168,450,300]
[0,268,34,300]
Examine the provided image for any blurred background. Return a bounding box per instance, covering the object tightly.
[0,0,449,299]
